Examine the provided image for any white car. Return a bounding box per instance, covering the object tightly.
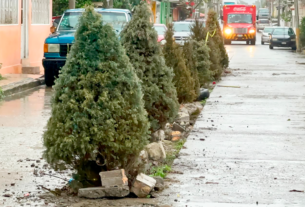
[173,22,193,45]
[261,27,274,45]
[257,19,271,31]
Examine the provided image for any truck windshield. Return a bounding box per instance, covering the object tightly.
[228,14,252,23]
[58,11,127,31]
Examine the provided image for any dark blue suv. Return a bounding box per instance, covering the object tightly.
[43,8,132,86]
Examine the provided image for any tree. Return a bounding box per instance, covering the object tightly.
[300,17,305,47]
[190,19,211,87]
[205,10,229,80]
[43,6,150,185]
[163,23,196,103]
[121,1,179,131]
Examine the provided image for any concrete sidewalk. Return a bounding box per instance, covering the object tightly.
[157,45,305,206]
[0,74,45,96]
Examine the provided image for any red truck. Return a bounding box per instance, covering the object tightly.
[222,5,257,45]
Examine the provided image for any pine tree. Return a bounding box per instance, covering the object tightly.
[43,6,150,185]
[183,40,200,96]
[206,10,229,80]
[163,23,196,103]
[190,19,211,87]
[121,2,179,131]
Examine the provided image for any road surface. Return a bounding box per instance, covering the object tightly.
[0,33,305,206]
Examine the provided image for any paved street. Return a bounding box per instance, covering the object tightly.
[0,32,305,206]
[157,33,305,206]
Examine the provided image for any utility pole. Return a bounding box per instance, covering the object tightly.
[277,0,280,26]
[294,0,301,52]
[69,0,75,9]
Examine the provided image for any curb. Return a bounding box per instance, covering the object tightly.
[2,77,45,97]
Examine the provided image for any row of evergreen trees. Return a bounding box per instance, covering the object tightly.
[163,10,229,103]
[43,2,228,186]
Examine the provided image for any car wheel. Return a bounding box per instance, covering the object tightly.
[246,41,249,45]
[261,40,264,45]
[292,46,297,50]
[251,40,256,45]
[269,45,274,49]
[45,68,55,87]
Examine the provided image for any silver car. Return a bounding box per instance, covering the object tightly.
[261,27,274,45]
[257,19,271,31]
[173,22,193,45]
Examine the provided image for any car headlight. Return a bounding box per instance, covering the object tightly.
[249,29,255,34]
[160,39,166,45]
[291,39,296,41]
[224,28,232,35]
[44,44,60,53]
[272,38,278,41]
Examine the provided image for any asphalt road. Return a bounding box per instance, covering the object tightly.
[157,33,305,206]
[0,32,305,206]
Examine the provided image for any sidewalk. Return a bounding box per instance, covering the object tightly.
[157,46,305,206]
[0,74,45,96]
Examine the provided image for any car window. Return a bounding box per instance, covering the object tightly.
[58,12,82,31]
[100,12,127,23]
[228,14,252,24]
[173,23,192,32]
[154,26,166,35]
[272,28,295,35]
[263,28,273,33]
[288,28,295,35]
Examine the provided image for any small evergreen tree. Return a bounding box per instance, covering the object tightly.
[206,10,229,80]
[121,2,179,131]
[190,19,211,87]
[183,40,200,96]
[43,6,150,185]
[163,23,196,103]
[300,17,305,47]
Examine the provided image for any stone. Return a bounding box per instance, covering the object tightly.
[153,176,165,191]
[172,136,181,142]
[146,142,166,161]
[184,102,203,115]
[164,128,172,140]
[139,150,148,163]
[172,123,185,132]
[99,169,128,187]
[131,173,156,198]
[152,129,165,142]
[78,186,129,198]
[176,106,190,125]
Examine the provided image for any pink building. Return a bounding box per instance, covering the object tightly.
[0,0,52,75]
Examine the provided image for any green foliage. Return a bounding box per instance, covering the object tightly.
[43,6,150,184]
[205,10,229,80]
[175,139,185,151]
[150,165,171,178]
[201,99,206,106]
[121,2,179,131]
[190,19,206,42]
[0,87,3,101]
[183,41,200,96]
[300,17,305,47]
[163,23,196,103]
[195,41,211,87]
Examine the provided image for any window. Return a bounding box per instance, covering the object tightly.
[154,25,166,35]
[32,0,50,24]
[58,12,82,31]
[228,14,252,24]
[173,23,192,32]
[0,0,19,24]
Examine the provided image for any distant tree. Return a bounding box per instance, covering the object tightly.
[163,23,196,103]
[205,10,229,80]
[43,6,150,186]
[121,1,179,131]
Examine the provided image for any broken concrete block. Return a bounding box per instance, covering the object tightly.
[99,169,128,187]
[153,176,165,191]
[171,131,182,142]
[184,102,203,115]
[78,185,129,198]
[146,142,166,161]
[152,129,165,142]
[176,107,190,125]
[172,123,185,132]
[131,173,156,198]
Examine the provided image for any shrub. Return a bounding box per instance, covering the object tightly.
[43,6,150,185]
[121,1,179,131]
[206,10,229,79]
[163,23,196,103]
[190,18,206,42]
[300,17,305,47]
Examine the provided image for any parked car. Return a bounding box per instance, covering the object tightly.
[269,27,296,50]
[257,19,271,31]
[43,9,132,86]
[261,26,274,44]
[153,24,167,45]
[184,18,206,27]
[173,22,193,45]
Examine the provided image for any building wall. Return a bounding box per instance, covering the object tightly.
[0,0,52,75]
